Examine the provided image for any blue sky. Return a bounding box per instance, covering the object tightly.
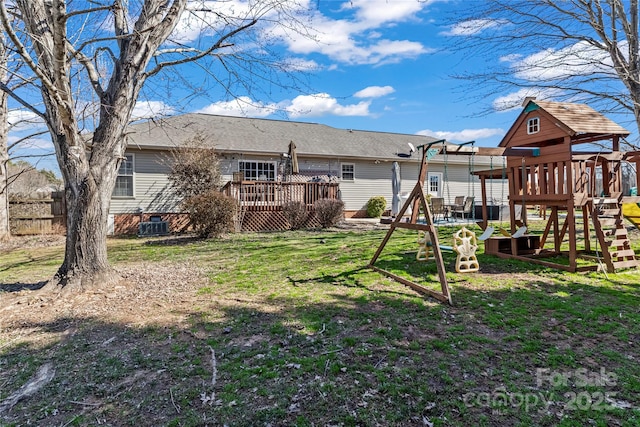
[7,0,629,174]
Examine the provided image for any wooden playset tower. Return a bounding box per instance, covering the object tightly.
[486,99,640,272]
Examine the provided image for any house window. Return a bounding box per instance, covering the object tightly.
[341,163,355,181]
[113,154,134,197]
[527,117,540,134]
[239,160,276,181]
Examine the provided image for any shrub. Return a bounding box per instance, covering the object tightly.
[366,196,387,218]
[314,198,344,228]
[167,133,222,199]
[183,189,237,238]
[282,201,308,230]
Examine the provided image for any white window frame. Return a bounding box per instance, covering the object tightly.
[113,153,134,198]
[527,117,540,134]
[238,160,277,181]
[341,163,355,181]
[427,172,442,197]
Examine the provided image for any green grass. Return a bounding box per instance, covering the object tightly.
[1,224,639,426]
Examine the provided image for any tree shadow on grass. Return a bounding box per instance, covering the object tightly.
[0,281,47,292]
[1,279,638,427]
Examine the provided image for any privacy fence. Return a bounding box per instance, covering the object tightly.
[8,191,65,235]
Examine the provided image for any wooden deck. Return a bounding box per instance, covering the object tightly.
[221,180,340,231]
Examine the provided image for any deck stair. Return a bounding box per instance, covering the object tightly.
[591,195,639,272]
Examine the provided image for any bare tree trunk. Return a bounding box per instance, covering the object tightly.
[0,102,8,242]
[0,41,9,242]
[53,161,118,290]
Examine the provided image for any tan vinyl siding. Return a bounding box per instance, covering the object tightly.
[339,160,417,212]
[110,149,181,214]
[327,157,508,212]
[110,149,510,217]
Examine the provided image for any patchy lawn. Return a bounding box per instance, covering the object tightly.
[1,223,639,426]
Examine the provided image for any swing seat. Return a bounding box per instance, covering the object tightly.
[416,231,453,261]
[453,227,479,273]
[417,231,433,260]
[477,226,495,241]
[496,225,528,238]
[512,226,528,238]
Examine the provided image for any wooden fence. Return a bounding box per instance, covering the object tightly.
[9,191,65,235]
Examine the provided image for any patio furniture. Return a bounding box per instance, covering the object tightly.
[430,197,448,221]
[452,196,474,219]
[450,196,465,211]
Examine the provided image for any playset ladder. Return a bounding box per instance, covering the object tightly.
[591,195,639,272]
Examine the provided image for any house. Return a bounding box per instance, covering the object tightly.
[110,113,505,233]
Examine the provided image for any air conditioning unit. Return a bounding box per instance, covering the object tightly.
[138,221,169,236]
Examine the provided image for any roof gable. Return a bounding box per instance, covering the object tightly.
[499,100,629,148]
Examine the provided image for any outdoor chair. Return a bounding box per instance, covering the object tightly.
[452,196,465,210]
[430,197,447,221]
[452,196,474,219]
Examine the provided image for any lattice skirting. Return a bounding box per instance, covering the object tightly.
[241,211,321,232]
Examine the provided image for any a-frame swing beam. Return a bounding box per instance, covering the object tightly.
[369,143,452,305]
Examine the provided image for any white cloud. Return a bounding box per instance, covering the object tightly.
[271,0,433,66]
[347,0,425,26]
[286,93,371,117]
[508,40,615,81]
[196,93,372,118]
[8,135,54,151]
[354,86,395,98]
[492,88,565,112]
[171,1,253,43]
[443,19,506,36]
[7,109,43,131]
[281,57,321,72]
[416,128,504,142]
[195,96,277,117]
[131,101,176,121]
[499,53,522,63]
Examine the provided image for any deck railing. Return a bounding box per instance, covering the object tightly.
[221,180,340,211]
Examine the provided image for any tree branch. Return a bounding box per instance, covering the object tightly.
[0,81,46,121]
[7,131,49,151]
[67,44,105,98]
[0,2,64,108]
[145,19,257,77]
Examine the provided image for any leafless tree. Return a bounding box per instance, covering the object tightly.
[0,37,8,241]
[449,0,640,146]
[0,0,314,291]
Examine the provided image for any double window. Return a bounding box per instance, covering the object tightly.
[113,154,134,197]
[239,161,276,181]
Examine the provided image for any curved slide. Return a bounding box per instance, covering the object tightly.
[622,203,640,230]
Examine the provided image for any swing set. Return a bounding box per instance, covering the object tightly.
[369,140,540,304]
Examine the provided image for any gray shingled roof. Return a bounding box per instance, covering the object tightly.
[531,100,630,136]
[125,113,441,161]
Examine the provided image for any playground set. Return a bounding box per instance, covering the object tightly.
[370,99,640,304]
